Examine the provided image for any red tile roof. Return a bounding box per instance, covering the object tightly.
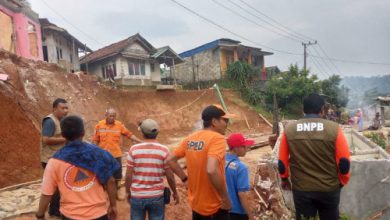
[80,33,155,64]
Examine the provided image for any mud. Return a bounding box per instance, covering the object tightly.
[0,49,271,189]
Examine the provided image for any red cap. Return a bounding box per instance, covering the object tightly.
[227,133,255,150]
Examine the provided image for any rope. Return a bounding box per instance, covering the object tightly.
[147,89,210,117]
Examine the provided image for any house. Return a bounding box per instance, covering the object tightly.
[39,18,92,72]
[376,96,390,127]
[80,33,183,86]
[174,38,273,84]
[0,0,43,60]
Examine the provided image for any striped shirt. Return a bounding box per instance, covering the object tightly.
[127,140,169,198]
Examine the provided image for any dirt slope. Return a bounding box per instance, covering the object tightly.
[0,49,271,188]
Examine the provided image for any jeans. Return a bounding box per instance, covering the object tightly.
[293,188,341,220]
[130,196,165,220]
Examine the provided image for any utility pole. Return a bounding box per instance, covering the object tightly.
[302,40,317,71]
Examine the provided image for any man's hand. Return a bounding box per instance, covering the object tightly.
[221,196,232,210]
[173,192,180,205]
[281,178,291,191]
[108,206,117,220]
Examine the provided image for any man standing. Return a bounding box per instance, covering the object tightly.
[225,133,255,220]
[278,93,351,220]
[93,108,142,199]
[167,104,236,220]
[36,115,119,220]
[40,98,69,217]
[126,119,179,220]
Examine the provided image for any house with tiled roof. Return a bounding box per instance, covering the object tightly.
[174,38,273,83]
[40,18,91,73]
[80,33,183,86]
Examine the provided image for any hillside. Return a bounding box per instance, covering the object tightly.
[341,75,390,108]
[0,50,272,188]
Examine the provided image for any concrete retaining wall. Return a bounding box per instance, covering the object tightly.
[269,123,390,219]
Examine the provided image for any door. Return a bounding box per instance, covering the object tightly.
[0,11,15,53]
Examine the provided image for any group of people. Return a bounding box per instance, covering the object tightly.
[36,93,351,220]
[36,100,255,220]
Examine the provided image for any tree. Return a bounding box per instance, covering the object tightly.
[265,64,320,115]
[320,75,349,108]
[227,61,262,105]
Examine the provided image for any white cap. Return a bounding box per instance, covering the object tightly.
[140,119,159,135]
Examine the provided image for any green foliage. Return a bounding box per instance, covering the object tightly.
[265,64,320,115]
[181,77,233,90]
[226,61,263,105]
[364,132,387,149]
[320,74,349,107]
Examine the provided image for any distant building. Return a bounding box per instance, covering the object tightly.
[174,38,273,84]
[0,0,43,60]
[40,18,91,72]
[80,33,183,86]
[376,96,390,127]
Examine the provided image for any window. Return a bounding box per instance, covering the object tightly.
[226,50,235,66]
[150,63,155,72]
[28,23,38,57]
[128,59,146,76]
[102,67,106,78]
[56,47,63,60]
[101,63,117,79]
[113,63,117,77]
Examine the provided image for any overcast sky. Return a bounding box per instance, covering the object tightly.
[29,0,390,78]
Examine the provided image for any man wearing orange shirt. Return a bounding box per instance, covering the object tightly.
[278,93,351,220]
[167,104,236,220]
[36,115,119,220]
[93,108,142,198]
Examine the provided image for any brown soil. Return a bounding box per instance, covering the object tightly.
[0,49,271,189]
[0,49,276,219]
[9,146,274,220]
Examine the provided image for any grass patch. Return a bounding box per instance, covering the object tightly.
[364,132,387,149]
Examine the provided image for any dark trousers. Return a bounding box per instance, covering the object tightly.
[229,213,249,220]
[42,162,61,216]
[192,209,230,220]
[114,157,122,180]
[293,189,341,220]
[62,214,108,220]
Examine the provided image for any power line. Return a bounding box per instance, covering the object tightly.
[310,54,390,66]
[41,0,103,46]
[233,0,390,67]
[169,0,390,68]
[212,0,302,43]
[310,46,337,74]
[168,0,302,56]
[237,0,316,42]
[308,55,329,78]
[226,0,307,42]
[307,49,330,77]
[217,0,305,43]
[317,43,343,74]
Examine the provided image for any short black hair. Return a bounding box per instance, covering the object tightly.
[202,105,226,122]
[53,98,67,108]
[143,133,158,139]
[203,120,212,128]
[60,115,84,141]
[303,93,325,114]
